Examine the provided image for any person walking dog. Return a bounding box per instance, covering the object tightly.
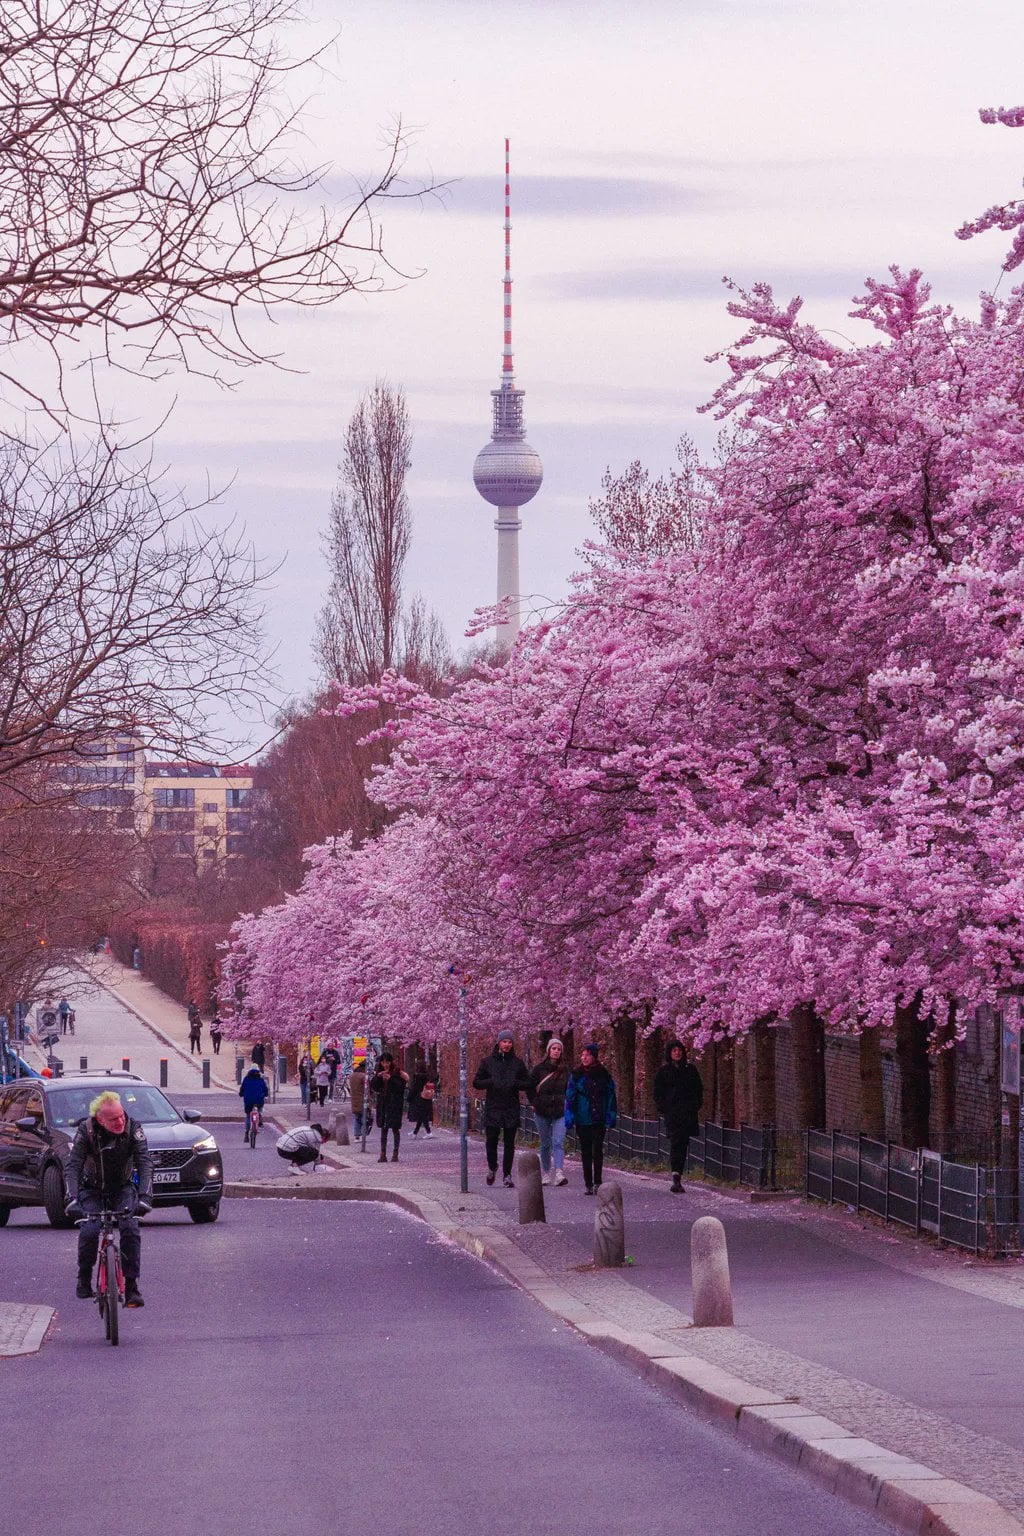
[528,1037,570,1185]
[653,1039,703,1192]
[565,1042,617,1195]
[473,1030,530,1188]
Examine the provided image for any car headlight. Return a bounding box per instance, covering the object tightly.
[192,1135,218,1152]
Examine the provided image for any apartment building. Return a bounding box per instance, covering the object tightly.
[142,762,254,865]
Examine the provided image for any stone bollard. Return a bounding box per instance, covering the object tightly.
[593,1181,626,1267]
[235,1055,244,1084]
[517,1151,546,1224]
[121,1057,130,1072]
[691,1215,734,1327]
[79,1056,88,1071]
[328,1110,351,1146]
[159,1058,168,1087]
[202,1058,211,1088]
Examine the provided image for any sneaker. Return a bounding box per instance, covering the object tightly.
[553,1170,567,1186]
[425,1127,432,1136]
[288,1165,302,1176]
[76,1277,94,1299]
[584,1186,595,1196]
[541,1173,552,1185]
[124,1285,145,1308]
[486,1170,496,1186]
[503,1175,514,1189]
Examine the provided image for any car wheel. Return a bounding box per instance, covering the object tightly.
[42,1163,73,1228]
[0,1204,11,1227]
[188,1200,220,1224]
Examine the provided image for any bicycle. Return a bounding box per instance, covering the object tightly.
[247,1105,261,1149]
[79,1208,128,1346]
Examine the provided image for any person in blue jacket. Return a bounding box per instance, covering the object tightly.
[564,1041,617,1195]
[239,1064,268,1139]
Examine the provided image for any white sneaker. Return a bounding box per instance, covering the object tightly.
[288,1165,301,1176]
[541,1172,552,1185]
[553,1170,567,1186]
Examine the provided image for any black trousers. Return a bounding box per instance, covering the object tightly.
[576,1125,606,1189]
[485,1124,517,1177]
[668,1126,691,1176]
[380,1123,400,1156]
[77,1187,141,1281]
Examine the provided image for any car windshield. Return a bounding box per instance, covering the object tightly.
[46,1084,181,1128]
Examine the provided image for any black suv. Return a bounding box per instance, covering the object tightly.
[0,1072,224,1226]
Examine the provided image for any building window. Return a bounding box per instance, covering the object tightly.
[153,788,195,809]
[152,811,195,832]
[226,788,251,809]
[226,811,251,831]
[226,834,251,856]
[203,801,218,813]
[202,848,216,859]
[77,788,133,809]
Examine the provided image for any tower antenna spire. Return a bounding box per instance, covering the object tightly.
[472,137,543,651]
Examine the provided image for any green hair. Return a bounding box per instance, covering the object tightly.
[89,1090,123,1118]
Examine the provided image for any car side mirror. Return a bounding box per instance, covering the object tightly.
[15,1116,41,1132]
[181,1108,202,1123]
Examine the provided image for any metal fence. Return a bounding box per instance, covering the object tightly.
[805,1129,1020,1256]
[433,1095,777,1190]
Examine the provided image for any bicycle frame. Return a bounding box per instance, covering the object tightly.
[78,1208,127,1345]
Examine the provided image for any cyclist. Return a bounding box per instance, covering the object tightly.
[65,1090,153,1307]
[239,1063,268,1139]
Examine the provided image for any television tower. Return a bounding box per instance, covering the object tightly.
[473,138,543,649]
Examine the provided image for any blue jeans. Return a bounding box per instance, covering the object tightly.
[535,1114,565,1172]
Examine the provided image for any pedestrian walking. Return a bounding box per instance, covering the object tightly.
[653,1039,703,1193]
[320,1043,341,1099]
[528,1037,570,1186]
[251,1039,266,1071]
[299,1051,312,1108]
[209,1015,223,1055]
[187,1002,202,1055]
[565,1042,617,1195]
[408,1064,439,1136]
[473,1030,530,1188]
[313,1054,332,1107]
[349,1059,370,1138]
[369,1054,408,1162]
[58,997,71,1035]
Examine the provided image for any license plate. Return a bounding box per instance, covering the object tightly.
[153,1170,180,1184]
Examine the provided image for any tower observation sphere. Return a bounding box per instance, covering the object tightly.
[473,138,542,648]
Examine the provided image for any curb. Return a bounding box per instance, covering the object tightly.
[223,1177,1024,1536]
[0,1303,55,1358]
[97,980,235,1092]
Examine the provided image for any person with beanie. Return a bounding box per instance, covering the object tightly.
[564,1041,617,1194]
[653,1039,704,1192]
[527,1036,570,1186]
[472,1029,530,1187]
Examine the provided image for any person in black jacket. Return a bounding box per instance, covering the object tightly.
[527,1037,570,1186]
[473,1030,530,1187]
[369,1054,408,1162]
[65,1090,154,1305]
[653,1040,703,1192]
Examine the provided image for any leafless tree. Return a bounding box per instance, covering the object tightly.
[587,435,709,565]
[0,0,422,414]
[400,594,453,693]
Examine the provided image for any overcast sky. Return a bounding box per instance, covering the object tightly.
[149,0,1024,751]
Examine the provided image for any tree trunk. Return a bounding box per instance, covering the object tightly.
[716,1041,736,1127]
[750,1018,777,1125]
[640,1027,664,1118]
[790,1004,826,1130]
[859,1028,886,1139]
[612,1011,637,1115]
[932,1012,957,1156]
[894,993,931,1149]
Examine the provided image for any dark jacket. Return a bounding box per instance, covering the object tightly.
[250,1041,266,1069]
[349,1065,366,1115]
[528,1058,570,1121]
[240,1068,268,1112]
[653,1056,703,1134]
[473,1048,530,1129]
[565,1065,617,1130]
[66,1116,153,1203]
[369,1069,407,1129]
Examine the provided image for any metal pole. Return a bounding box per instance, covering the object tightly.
[271,1038,278,1103]
[305,1035,312,1123]
[459,984,468,1195]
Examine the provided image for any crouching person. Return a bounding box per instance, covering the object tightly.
[276,1123,328,1175]
[65,1090,153,1307]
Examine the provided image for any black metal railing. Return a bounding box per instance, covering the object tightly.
[433,1095,777,1190]
[805,1129,1020,1256]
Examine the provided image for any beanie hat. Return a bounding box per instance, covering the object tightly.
[582,1041,601,1055]
[496,1029,515,1044]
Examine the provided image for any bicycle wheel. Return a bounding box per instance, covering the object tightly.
[248,1113,257,1148]
[106,1246,119,1346]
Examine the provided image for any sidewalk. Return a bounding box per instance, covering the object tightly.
[229,1108,1024,1536]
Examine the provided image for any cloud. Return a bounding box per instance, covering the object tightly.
[540,260,1004,305]
[435,174,707,219]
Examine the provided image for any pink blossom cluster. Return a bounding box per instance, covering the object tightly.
[227,269,1024,1049]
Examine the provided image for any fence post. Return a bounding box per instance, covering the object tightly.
[828,1130,835,1205]
[884,1142,891,1224]
[937,1154,944,1245]
[915,1150,922,1236]
[856,1134,863,1214]
[975,1165,982,1257]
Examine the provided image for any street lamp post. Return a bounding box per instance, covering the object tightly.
[458,981,469,1195]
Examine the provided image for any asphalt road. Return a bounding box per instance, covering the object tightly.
[2,1184,891,1536]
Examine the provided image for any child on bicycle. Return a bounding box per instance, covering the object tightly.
[239,1064,268,1138]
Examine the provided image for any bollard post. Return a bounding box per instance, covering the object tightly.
[517,1151,546,1224]
[121,1057,130,1072]
[202,1058,211,1089]
[328,1110,351,1146]
[79,1056,87,1071]
[159,1058,168,1088]
[235,1055,244,1085]
[690,1215,734,1326]
[594,1182,625,1266]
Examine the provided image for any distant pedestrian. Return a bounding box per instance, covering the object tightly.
[67,1008,76,1036]
[528,1037,570,1186]
[473,1030,530,1188]
[408,1065,439,1136]
[251,1039,266,1071]
[349,1059,369,1138]
[239,1065,268,1139]
[313,1054,331,1107]
[187,1003,202,1055]
[58,997,71,1035]
[653,1040,703,1193]
[276,1123,328,1175]
[369,1053,408,1162]
[320,1043,341,1099]
[299,1051,312,1108]
[565,1042,617,1195]
[210,1016,223,1055]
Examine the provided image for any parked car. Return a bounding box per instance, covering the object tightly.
[0,1071,224,1227]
